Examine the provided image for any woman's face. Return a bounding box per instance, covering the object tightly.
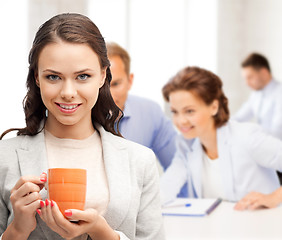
[36,41,106,130]
[169,90,218,139]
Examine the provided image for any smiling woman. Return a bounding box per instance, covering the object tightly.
[160,66,282,209]
[0,13,164,240]
[36,42,106,138]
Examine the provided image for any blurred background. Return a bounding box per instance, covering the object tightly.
[1,0,282,135]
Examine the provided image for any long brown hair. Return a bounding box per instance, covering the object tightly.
[1,13,123,139]
[162,66,229,128]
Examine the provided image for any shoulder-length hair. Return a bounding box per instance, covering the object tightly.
[162,66,229,128]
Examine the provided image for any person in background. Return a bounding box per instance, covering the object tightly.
[160,66,282,209]
[106,42,177,170]
[0,13,164,240]
[234,53,282,140]
[234,53,282,184]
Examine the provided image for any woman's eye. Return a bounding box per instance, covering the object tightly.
[186,110,194,114]
[47,75,60,81]
[77,74,90,80]
[111,82,119,87]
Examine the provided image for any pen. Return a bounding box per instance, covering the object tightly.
[206,198,222,215]
[163,203,192,208]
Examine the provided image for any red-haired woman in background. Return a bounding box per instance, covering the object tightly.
[161,66,282,210]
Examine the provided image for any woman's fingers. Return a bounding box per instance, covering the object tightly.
[39,200,103,239]
[234,191,264,211]
[26,199,42,213]
[10,173,47,203]
[17,191,42,206]
[40,200,84,239]
[39,200,68,237]
[11,182,41,203]
[234,200,248,210]
[51,201,74,229]
[248,201,263,210]
[11,174,47,193]
[64,208,98,223]
[234,192,269,211]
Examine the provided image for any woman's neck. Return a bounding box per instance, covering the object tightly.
[45,115,95,140]
[199,124,218,160]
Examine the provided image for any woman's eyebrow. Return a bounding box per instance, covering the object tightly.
[42,69,61,74]
[74,68,93,74]
[42,68,93,74]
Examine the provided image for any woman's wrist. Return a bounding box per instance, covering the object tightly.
[88,215,119,240]
[273,187,282,203]
[2,221,30,240]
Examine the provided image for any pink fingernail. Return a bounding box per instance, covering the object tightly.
[51,200,54,207]
[45,199,49,206]
[64,210,72,217]
[40,177,47,182]
[36,209,41,215]
[40,200,45,208]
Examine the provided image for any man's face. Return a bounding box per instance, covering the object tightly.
[241,66,266,90]
[109,55,133,110]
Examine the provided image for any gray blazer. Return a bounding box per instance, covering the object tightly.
[0,124,165,240]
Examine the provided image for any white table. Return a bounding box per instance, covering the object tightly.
[163,201,282,240]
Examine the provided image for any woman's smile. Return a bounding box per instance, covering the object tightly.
[55,102,82,113]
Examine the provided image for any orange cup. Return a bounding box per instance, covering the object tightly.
[48,168,87,215]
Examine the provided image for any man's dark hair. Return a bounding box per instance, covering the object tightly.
[241,53,271,72]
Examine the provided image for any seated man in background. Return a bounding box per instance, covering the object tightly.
[234,53,282,140]
[106,42,177,171]
[234,53,282,184]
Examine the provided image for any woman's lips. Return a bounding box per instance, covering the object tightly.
[55,103,81,113]
[180,126,194,133]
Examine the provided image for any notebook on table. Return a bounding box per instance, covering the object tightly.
[162,198,222,217]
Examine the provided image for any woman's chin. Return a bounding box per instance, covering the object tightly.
[182,132,197,140]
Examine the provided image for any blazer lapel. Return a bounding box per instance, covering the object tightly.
[187,138,203,198]
[217,124,235,201]
[97,125,131,230]
[16,131,48,181]
[16,131,63,239]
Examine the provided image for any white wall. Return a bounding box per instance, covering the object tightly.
[88,0,218,108]
[217,0,248,114]
[244,0,282,81]
[0,1,28,137]
[217,0,282,114]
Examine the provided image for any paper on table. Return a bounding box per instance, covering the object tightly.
[162,198,222,217]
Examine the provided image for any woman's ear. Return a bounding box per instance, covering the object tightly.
[211,99,219,116]
[99,68,107,88]
[35,74,40,87]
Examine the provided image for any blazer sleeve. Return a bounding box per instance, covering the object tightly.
[135,151,165,240]
[245,123,282,171]
[160,137,188,205]
[0,195,8,237]
[0,148,10,237]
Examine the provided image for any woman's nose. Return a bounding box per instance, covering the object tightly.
[60,80,77,100]
[178,114,189,125]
